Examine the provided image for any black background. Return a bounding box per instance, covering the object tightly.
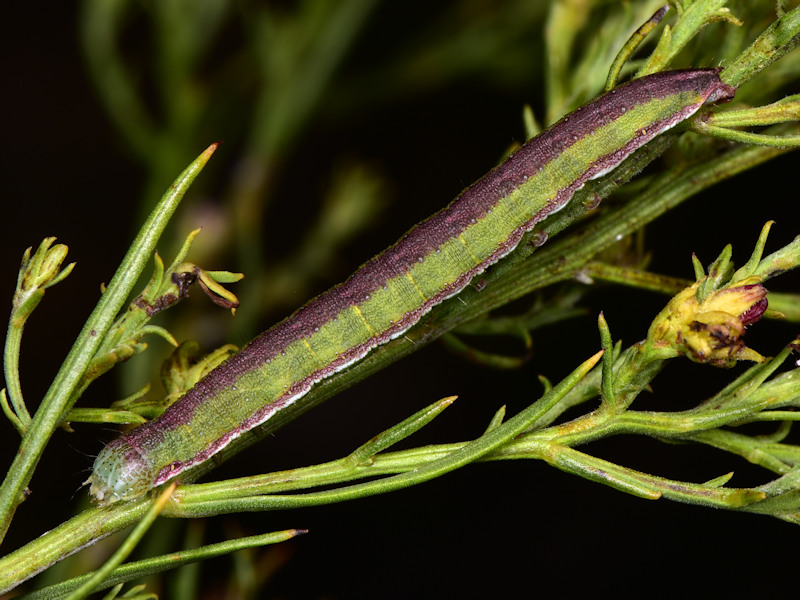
[2,2,799,598]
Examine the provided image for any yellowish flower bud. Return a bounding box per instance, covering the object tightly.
[648,279,768,367]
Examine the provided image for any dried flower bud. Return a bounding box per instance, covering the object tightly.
[648,279,768,367]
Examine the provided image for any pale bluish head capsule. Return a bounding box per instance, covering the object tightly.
[87,439,155,506]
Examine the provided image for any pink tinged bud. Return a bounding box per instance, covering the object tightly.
[648,281,768,367]
[699,283,768,326]
[685,283,768,366]
[739,291,768,326]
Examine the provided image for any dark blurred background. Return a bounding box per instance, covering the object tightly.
[2,1,799,598]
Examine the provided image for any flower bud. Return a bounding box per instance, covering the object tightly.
[648,279,767,367]
[14,238,74,311]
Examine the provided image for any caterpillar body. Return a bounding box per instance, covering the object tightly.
[89,69,735,505]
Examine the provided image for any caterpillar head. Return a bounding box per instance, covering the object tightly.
[86,439,155,506]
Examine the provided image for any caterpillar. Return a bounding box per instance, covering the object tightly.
[88,69,735,505]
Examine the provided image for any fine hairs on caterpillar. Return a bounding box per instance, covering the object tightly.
[88,69,736,505]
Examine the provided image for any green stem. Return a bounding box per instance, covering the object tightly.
[23,529,304,600]
[0,500,150,595]
[0,390,25,434]
[63,484,176,600]
[723,5,800,87]
[543,445,763,508]
[2,317,30,433]
[605,5,669,90]
[582,262,690,294]
[162,350,602,517]
[693,121,800,147]
[0,351,598,593]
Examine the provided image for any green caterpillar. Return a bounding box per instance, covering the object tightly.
[88,69,735,505]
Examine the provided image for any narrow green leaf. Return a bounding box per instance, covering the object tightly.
[22,529,306,600]
[346,396,457,466]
